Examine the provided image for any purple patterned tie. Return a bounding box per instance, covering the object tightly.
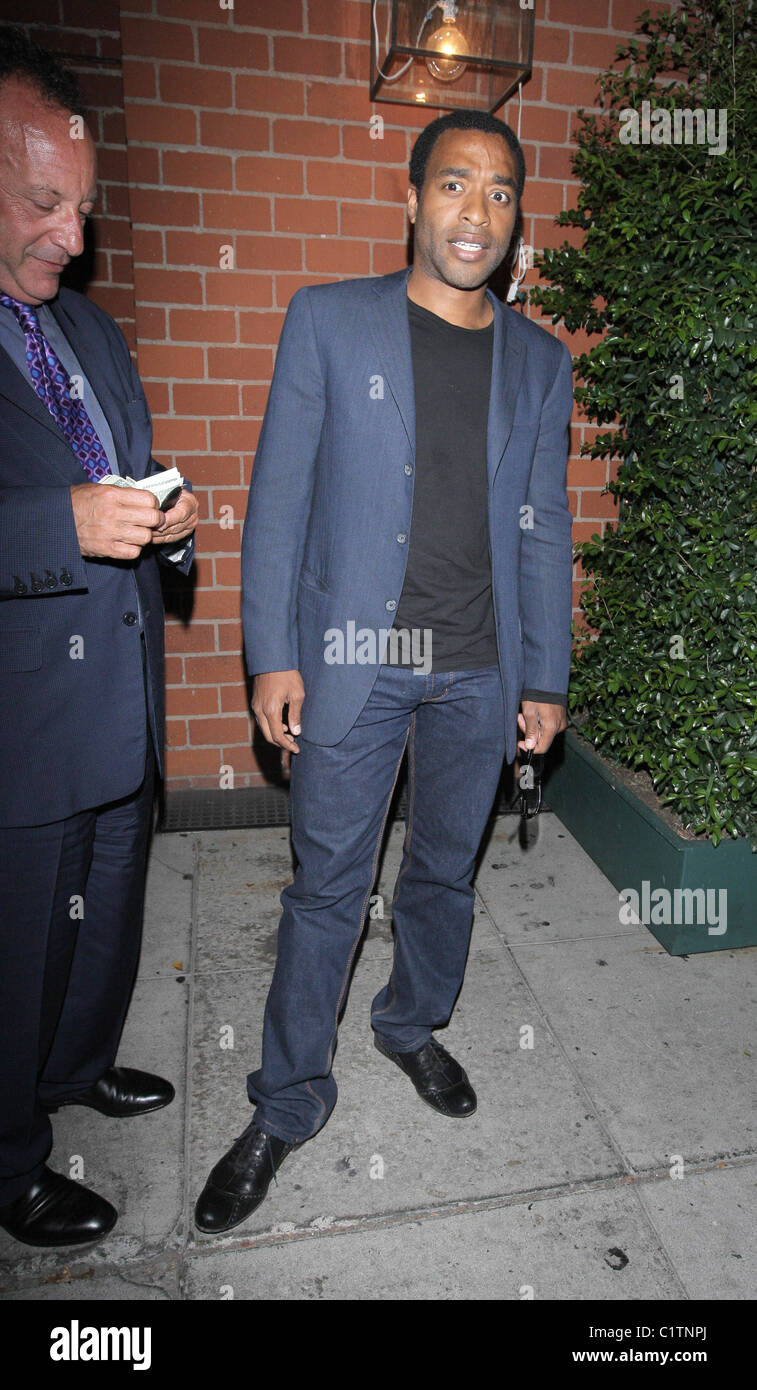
[0,293,111,481]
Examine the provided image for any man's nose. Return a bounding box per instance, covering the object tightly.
[51,208,84,258]
[460,190,490,225]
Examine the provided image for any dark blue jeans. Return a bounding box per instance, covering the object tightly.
[248,663,505,1143]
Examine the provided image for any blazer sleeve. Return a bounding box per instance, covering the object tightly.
[0,484,88,599]
[241,287,326,675]
[518,340,574,700]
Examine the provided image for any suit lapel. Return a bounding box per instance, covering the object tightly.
[0,328,86,484]
[486,289,525,490]
[366,268,416,454]
[48,296,131,477]
[0,294,126,485]
[365,270,525,487]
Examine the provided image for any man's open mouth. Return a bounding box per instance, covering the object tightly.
[449,238,489,258]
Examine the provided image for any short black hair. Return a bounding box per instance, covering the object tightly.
[410,109,525,201]
[0,25,84,115]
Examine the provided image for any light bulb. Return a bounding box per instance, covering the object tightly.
[425,19,469,83]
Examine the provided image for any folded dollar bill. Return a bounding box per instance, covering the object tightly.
[99,467,184,510]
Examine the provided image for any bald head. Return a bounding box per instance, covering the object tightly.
[0,75,96,304]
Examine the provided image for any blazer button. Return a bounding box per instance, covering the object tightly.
[122,611,138,626]
[60,568,73,586]
[44,569,57,590]
[13,576,28,596]
[385,600,396,612]
[31,573,44,593]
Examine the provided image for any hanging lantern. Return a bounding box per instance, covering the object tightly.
[370,1,535,112]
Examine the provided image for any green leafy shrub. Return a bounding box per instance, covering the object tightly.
[530,0,757,847]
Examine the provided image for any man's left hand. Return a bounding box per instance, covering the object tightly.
[150,488,199,545]
[517,700,566,756]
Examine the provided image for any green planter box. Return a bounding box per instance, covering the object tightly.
[545,730,757,955]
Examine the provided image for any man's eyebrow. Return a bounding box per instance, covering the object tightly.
[28,184,97,204]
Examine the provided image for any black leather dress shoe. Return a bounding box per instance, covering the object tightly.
[0,1167,117,1247]
[195,1120,298,1234]
[43,1067,175,1117]
[374,1033,477,1117]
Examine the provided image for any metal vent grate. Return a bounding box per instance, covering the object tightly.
[159,778,544,832]
[160,785,291,831]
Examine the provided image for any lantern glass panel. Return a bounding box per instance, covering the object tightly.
[371,0,534,112]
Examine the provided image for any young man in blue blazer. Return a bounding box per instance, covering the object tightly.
[0,32,198,1247]
[197,109,574,1234]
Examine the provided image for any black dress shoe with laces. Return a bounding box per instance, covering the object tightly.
[42,1067,174,1117]
[195,1120,298,1234]
[0,1167,117,1247]
[374,1033,477,1117]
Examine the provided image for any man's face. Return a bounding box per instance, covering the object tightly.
[408,128,519,292]
[0,76,97,305]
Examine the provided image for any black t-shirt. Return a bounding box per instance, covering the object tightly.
[392,297,499,672]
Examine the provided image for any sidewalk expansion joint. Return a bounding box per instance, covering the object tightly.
[184,1147,757,1257]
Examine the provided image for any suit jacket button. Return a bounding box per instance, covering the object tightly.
[60,568,73,586]
[44,569,57,589]
[122,611,138,626]
[31,573,44,593]
[13,576,28,595]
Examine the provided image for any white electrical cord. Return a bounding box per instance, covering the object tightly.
[371,6,528,303]
[505,84,526,302]
[506,235,528,302]
[372,1,451,83]
[373,1,527,147]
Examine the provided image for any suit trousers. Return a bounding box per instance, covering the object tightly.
[0,730,155,1205]
[247,662,506,1143]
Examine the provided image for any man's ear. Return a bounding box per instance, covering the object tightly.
[407,185,418,224]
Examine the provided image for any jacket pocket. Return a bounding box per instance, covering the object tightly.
[0,628,42,672]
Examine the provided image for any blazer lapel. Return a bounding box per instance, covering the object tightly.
[0,334,86,484]
[366,268,416,455]
[486,288,525,490]
[365,270,525,486]
[48,296,132,477]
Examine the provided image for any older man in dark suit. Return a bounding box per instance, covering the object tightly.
[0,30,198,1247]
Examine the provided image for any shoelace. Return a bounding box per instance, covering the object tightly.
[428,1039,457,1085]
[233,1122,282,1186]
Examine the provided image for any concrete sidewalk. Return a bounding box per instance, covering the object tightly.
[1,811,755,1300]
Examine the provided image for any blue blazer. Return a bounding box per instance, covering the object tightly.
[0,288,194,827]
[241,267,574,765]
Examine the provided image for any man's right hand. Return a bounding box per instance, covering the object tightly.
[70,483,162,560]
[251,670,305,754]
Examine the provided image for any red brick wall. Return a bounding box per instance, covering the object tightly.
[7,0,664,789]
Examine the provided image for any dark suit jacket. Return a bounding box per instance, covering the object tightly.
[0,288,194,827]
[241,267,574,763]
